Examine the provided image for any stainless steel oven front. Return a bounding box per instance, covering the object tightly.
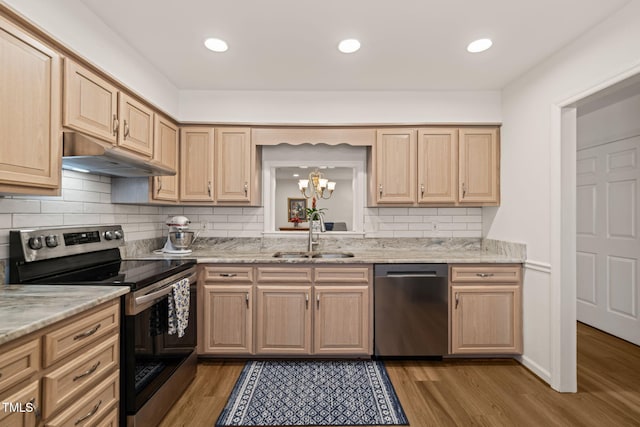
[122,266,198,427]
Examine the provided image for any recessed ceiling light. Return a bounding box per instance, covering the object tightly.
[204,38,228,52]
[292,173,300,178]
[467,38,492,53]
[338,39,361,54]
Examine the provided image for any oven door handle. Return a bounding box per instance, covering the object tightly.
[135,271,197,306]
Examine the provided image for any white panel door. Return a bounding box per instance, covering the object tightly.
[577,135,640,345]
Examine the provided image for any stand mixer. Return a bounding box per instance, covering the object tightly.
[160,216,197,255]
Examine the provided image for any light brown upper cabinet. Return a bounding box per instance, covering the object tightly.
[64,59,154,159]
[118,93,154,158]
[369,126,499,207]
[215,128,252,203]
[180,127,215,202]
[417,128,458,204]
[152,115,179,202]
[374,129,417,204]
[0,15,61,195]
[458,128,500,205]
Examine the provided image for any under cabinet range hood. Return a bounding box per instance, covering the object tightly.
[62,132,176,177]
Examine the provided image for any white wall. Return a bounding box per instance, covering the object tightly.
[577,91,640,149]
[178,90,502,124]
[487,0,640,391]
[2,0,180,117]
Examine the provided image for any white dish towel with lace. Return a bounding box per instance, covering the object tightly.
[168,278,190,337]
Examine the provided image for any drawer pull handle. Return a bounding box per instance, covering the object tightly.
[305,293,309,309]
[112,115,119,136]
[245,292,249,308]
[73,361,101,381]
[75,399,102,425]
[219,273,237,277]
[316,294,320,309]
[476,273,494,278]
[73,324,101,340]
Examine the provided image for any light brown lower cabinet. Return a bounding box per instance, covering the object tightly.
[449,264,523,354]
[198,264,373,357]
[256,285,313,354]
[0,299,120,427]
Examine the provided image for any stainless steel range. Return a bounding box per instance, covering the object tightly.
[9,225,197,427]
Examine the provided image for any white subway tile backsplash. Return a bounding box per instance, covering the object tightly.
[378,207,408,216]
[0,215,11,228]
[0,199,40,214]
[63,214,101,225]
[183,207,214,215]
[13,214,63,228]
[437,208,468,216]
[0,173,484,248]
[63,189,101,203]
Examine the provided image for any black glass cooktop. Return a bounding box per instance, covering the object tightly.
[28,258,195,291]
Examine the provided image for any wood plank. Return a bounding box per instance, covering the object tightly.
[160,323,640,427]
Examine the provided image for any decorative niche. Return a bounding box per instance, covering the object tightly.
[262,144,367,235]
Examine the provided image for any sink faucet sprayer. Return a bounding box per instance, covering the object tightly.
[308,211,326,252]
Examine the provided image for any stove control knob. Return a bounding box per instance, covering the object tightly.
[45,235,59,248]
[114,230,123,240]
[28,236,43,250]
[104,231,114,241]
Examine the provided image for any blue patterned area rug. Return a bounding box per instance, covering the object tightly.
[215,360,409,426]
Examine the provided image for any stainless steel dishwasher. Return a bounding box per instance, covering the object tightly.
[374,264,448,357]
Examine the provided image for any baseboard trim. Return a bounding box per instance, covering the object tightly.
[524,259,552,274]
[518,354,552,385]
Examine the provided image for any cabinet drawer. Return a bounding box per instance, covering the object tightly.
[314,267,370,283]
[257,267,312,283]
[95,405,118,427]
[0,379,40,427]
[0,338,39,394]
[43,302,119,367]
[203,266,254,282]
[43,334,119,418]
[45,370,118,427]
[450,265,521,283]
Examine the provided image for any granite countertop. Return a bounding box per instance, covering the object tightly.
[130,238,525,264]
[0,285,129,346]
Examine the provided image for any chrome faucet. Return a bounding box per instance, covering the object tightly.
[308,211,326,253]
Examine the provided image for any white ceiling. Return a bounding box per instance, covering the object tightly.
[81,0,631,91]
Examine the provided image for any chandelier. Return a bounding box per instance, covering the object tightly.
[298,169,336,200]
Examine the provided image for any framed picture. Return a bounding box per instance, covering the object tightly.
[287,198,307,222]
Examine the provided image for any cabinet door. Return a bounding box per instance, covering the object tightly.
[201,284,253,354]
[458,128,499,204]
[0,380,39,427]
[118,93,153,158]
[180,127,214,202]
[417,128,458,204]
[314,286,370,355]
[255,285,312,354]
[375,129,417,204]
[0,16,61,193]
[152,115,179,202]
[450,284,522,354]
[63,59,117,144]
[215,128,251,202]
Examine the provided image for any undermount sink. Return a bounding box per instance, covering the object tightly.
[272,251,311,258]
[272,251,355,259]
[311,252,354,259]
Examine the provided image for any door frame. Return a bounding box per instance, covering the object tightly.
[553,66,640,392]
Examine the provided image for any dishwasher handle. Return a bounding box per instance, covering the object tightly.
[384,272,441,278]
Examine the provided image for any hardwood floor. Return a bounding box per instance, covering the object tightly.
[159,323,640,426]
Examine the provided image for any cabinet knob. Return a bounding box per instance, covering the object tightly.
[244,182,248,196]
[123,120,130,139]
[112,115,119,136]
[462,183,467,198]
[420,184,425,198]
[207,181,212,197]
[379,184,383,198]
